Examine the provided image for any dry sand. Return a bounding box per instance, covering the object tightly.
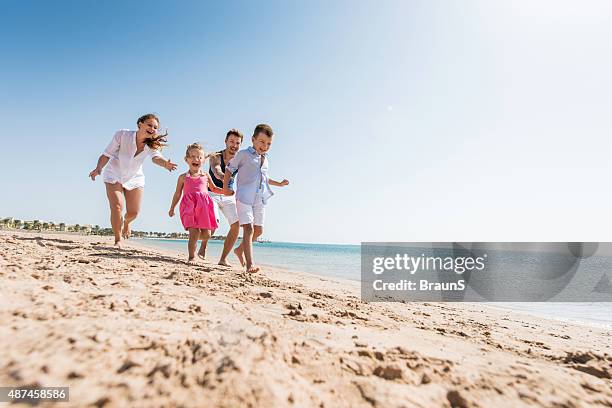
[1,231,611,407]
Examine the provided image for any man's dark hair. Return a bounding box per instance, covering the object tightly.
[225,129,244,142]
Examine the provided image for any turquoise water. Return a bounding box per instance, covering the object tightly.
[138,238,361,281]
[138,238,611,328]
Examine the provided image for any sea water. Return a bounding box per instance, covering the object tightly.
[139,238,611,328]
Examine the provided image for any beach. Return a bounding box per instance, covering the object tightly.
[1,231,611,407]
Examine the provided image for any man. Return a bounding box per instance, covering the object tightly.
[208,129,243,266]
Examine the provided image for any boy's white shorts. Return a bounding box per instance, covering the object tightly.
[237,195,266,226]
[210,193,239,226]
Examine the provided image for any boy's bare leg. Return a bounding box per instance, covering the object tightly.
[122,187,143,239]
[252,225,263,245]
[220,222,240,266]
[198,229,211,260]
[233,239,245,266]
[105,183,124,248]
[242,223,259,273]
[187,228,200,263]
[234,224,262,266]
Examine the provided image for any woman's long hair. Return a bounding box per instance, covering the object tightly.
[137,113,168,151]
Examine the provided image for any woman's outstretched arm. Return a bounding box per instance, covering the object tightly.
[89,155,111,180]
[90,130,122,180]
[152,155,178,172]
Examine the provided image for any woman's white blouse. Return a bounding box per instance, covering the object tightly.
[102,129,163,190]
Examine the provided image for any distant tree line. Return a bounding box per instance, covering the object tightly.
[0,217,227,240]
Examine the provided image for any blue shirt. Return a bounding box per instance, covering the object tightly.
[226,146,274,205]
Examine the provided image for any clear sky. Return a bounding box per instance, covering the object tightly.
[2,0,612,244]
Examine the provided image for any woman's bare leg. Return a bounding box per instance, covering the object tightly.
[122,187,143,239]
[198,229,212,260]
[105,183,125,247]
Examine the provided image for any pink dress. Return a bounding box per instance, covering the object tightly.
[179,173,218,230]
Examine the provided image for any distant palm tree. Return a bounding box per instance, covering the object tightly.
[15,220,23,229]
[32,220,41,231]
[59,222,65,231]
[42,222,49,230]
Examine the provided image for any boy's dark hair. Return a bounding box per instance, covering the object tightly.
[225,129,244,142]
[253,124,273,138]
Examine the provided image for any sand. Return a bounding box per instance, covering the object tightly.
[0,230,611,407]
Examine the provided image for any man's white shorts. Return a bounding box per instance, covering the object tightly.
[210,193,239,226]
[236,194,266,226]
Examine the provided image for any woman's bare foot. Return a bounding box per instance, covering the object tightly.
[233,247,245,266]
[114,240,123,249]
[246,265,260,273]
[187,257,195,265]
[121,222,131,239]
[218,259,232,267]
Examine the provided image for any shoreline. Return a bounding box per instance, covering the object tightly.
[485,302,612,331]
[1,231,611,407]
[132,235,612,331]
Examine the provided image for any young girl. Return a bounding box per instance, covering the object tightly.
[169,143,231,262]
[89,113,177,248]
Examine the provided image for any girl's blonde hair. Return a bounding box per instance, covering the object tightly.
[185,142,216,159]
[185,142,204,157]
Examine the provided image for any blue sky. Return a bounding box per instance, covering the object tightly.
[2,0,612,244]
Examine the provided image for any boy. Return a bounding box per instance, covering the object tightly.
[223,124,289,273]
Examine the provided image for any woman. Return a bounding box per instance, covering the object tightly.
[89,113,177,248]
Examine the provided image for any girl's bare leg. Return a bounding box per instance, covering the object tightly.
[187,228,200,262]
[105,183,125,247]
[198,229,212,260]
[122,187,143,239]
